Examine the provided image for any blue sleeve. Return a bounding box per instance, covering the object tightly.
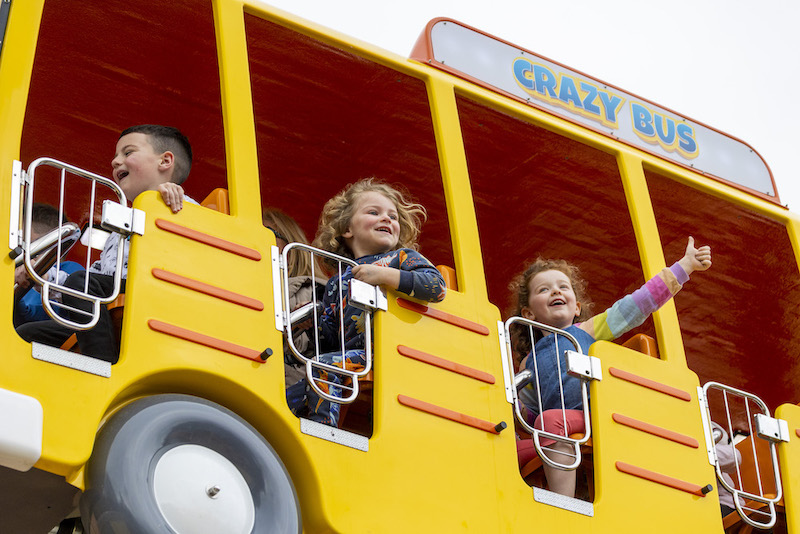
[396,250,446,302]
[60,261,84,276]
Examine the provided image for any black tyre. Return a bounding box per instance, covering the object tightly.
[80,394,300,533]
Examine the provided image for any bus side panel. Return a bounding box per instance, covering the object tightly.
[590,340,723,531]
[775,403,800,533]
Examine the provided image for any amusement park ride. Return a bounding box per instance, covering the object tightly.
[1,0,799,532]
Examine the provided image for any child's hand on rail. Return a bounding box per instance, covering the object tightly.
[351,264,400,290]
[158,183,185,213]
[14,265,32,289]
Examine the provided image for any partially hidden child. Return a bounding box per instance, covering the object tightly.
[510,237,712,498]
[14,203,83,327]
[287,178,446,427]
[262,207,326,387]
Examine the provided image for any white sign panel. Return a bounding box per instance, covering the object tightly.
[424,20,774,197]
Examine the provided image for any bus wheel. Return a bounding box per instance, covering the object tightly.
[80,394,300,534]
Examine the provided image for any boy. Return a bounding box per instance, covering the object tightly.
[17,125,195,363]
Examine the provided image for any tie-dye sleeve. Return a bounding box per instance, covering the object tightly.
[396,250,447,303]
[580,262,689,341]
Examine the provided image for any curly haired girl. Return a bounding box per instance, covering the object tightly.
[512,237,711,497]
[288,178,446,427]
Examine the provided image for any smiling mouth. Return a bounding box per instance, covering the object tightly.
[117,171,129,181]
[376,227,391,234]
[550,299,566,306]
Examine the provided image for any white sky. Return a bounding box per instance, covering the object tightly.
[262,0,800,212]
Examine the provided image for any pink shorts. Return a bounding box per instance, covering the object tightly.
[517,409,585,467]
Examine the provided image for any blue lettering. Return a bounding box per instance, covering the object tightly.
[631,103,654,136]
[533,65,557,98]
[677,123,697,154]
[599,92,623,124]
[654,113,676,145]
[513,58,534,90]
[580,82,600,115]
[558,76,583,109]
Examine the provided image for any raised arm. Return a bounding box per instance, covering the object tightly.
[580,237,711,341]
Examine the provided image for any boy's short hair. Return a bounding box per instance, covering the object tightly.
[31,203,65,236]
[119,125,192,185]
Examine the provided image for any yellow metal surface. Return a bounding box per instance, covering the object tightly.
[213,0,261,220]
[776,403,800,533]
[616,151,686,366]
[0,0,45,338]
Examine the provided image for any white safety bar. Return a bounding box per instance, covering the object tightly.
[501,316,598,471]
[16,158,133,330]
[273,242,385,405]
[699,381,787,530]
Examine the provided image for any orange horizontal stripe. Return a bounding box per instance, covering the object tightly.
[616,461,708,497]
[152,268,264,311]
[148,319,264,362]
[612,413,699,448]
[396,298,490,336]
[397,345,494,384]
[397,394,501,434]
[608,367,692,402]
[155,219,261,261]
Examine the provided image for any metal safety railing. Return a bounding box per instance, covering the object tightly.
[10,157,142,330]
[699,382,789,530]
[272,242,386,404]
[499,317,601,471]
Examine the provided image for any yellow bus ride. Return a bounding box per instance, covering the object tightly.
[1,0,799,532]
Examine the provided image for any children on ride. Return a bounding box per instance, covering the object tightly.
[511,237,712,497]
[289,178,446,427]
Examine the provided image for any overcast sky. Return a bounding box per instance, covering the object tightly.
[261,0,800,213]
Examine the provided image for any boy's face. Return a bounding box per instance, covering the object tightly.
[342,191,401,258]
[522,269,581,330]
[111,133,173,201]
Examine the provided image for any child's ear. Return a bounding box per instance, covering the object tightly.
[521,306,535,321]
[342,226,353,239]
[574,302,582,318]
[159,151,175,172]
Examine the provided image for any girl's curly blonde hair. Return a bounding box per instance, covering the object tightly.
[313,178,426,261]
[507,258,594,363]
